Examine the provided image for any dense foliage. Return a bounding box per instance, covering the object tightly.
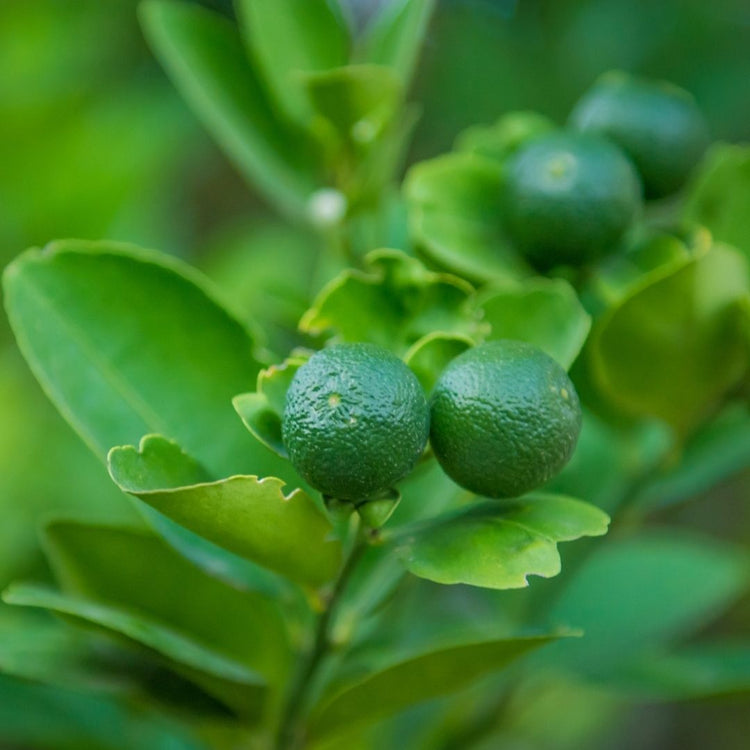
[2,2,749,749]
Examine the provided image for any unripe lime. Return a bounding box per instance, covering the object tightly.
[282,343,429,501]
[570,71,710,199]
[430,341,582,498]
[503,131,641,269]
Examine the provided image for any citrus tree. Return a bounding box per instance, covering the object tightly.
[3,2,750,749]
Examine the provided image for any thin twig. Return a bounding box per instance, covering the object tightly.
[275,525,366,749]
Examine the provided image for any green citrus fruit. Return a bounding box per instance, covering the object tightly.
[282,343,429,501]
[503,131,642,269]
[569,71,710,199]
[430,340,582,498]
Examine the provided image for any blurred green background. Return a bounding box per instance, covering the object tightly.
[1,0,749,747]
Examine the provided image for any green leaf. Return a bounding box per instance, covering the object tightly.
[684,142,750,260]
[302,64,403,146]
[0,673,209,750]
[625,229,691,273]
[3,583,265,718]
[236,0,349,125]
[199,222,322,357]
[588,244,750,434]
[404,332,473,393]
[633,403,750,511]
[455,110,555,163]
[233,355,308,458]
[393,494,610,589]
[617,642,750,700]
[41,520,290,689]
[542,530,750,678]
[300,248,484,354]
[545,412,671,514]
[309,632,561,739]
[3,240,301,584]
[404,152,529,283]
[478,277,591,369]
[141,0,319,217]
[108,435,342,588]
[0,608,89,686]
[3,240,290,481]
[358,0,435,89]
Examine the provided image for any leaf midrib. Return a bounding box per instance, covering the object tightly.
[17,271,172,448]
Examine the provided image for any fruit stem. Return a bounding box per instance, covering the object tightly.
[275,518,366,750]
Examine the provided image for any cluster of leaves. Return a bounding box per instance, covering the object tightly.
[140,0,432,225]
[3,2,750,750]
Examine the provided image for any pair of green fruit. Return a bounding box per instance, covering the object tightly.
[503,71,710,269]
[282,341,581,503]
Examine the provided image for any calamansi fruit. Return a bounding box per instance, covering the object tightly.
[429,340,582,498]
[570,71,710,199]
[503,131,642,269]
[282,343,429,501]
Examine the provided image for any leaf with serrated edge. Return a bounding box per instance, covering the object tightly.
[479,277,591,370]
[300,248,483,354]
[455,111,555,163]
[108,435,341,588]
[233,356,308,458]
[393,494,609,589]
[405,152,530,283]
[404,332,474,393]
[2,240,293,481]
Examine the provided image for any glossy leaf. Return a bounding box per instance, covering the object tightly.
[300,248,484,354]
[358,0,435,88]
[393,494,609,589]
[3,583,265,717]
[42,520,290,688]
[589,244,750,434]
[236,0,350,125]
[233,356,308,458]
[0,673,208,750]
[684,142,750,260]
[3,240,301,584]
[141,0,319,216]
[404,332,473,393]
[310,632,560,739]
[478,277,591,369]
[109,435,342,587]
[542,531,750,677]
[455,110,555,163]
[404,152,529,283]
[2,240,290,481]
[302,64,403,145]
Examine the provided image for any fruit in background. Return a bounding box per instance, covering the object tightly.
[503,131,642,269]
[569,71,710,199]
